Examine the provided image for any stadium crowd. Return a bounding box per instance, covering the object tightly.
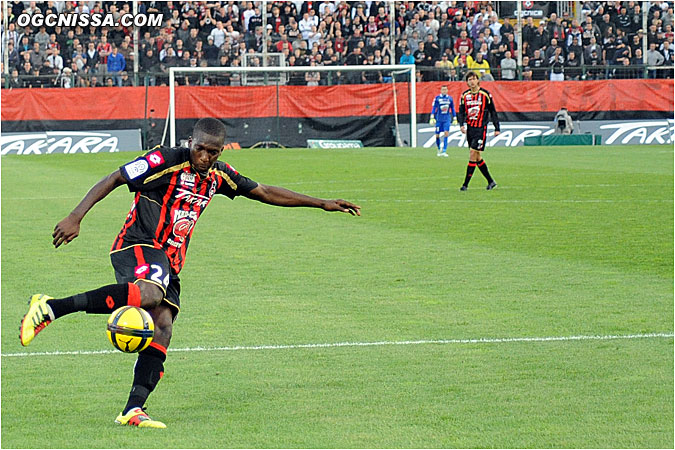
[1,0,673,88]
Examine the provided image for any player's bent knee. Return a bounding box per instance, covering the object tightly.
[137,281,164,308]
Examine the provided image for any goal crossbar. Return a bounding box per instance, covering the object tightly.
[168,64,417,147]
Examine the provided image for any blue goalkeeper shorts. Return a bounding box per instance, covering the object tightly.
[435,120,451,134]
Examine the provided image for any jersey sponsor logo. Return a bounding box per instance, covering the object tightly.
[146,151,164,168]
[124,159,149,179]
[468,105,481,121]
[167,210,198,248]
[172,218,195,242]
[134,264,150,277]
[180,172,196,188]
[175,188,210,207]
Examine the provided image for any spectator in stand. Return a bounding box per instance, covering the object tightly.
[565,50,582,80]
[531,23,550,52]
[34,25,50,50]
[501,17,515,37]
[363,55,383,84]
[613,38,631,65]
[549,15,567,41]
[185,28,200,52]
[469,52,492,80]
[545,38,562,61]
[661,40,674,70]
[521,56,532,80]
[85,42,99,73]
[96,35,112,70]
[20,61,33,81]
[18,36,33,62]
[435,53,454,80]
[568,36,584,63]
[209,21,226,48]
[120,71,133,87]
[584,35,603,62]
[566,19,583,47]
[413,41,426,70]
[586,49,604,79]
[47,47,64,71]
[7,41,20,70]
[423,34,440,66]
[631,49,644,78]
[598,13,615,37]
[407,30,421,52]
[437,13,453,55]
[9,68,22,89]
[454,45,474,69]
[613,58,635,78]
[45,33,60,56]
[29,42,46,71]
[502,32,516,58]
[549,46,565,80]
[488,34,503,64]
[364,37,379,56]
[616,6,633,32]
[454,30,473,55]
[603,34,618,63]
[400,47,414,65]
[107,45,126,86]
[500,50,516,80]
[529,48,546,80]
[647,42,665,77]
[522,16,536,45]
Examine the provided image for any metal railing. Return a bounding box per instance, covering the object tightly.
[3,64,673,89]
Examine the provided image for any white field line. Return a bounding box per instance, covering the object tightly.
[361,199,673,203]
[2,332,672,358]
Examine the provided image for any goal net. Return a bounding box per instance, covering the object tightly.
[164,64,416,148]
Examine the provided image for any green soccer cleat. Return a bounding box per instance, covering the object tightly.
[115,407,166,429]
[19,294,54,347]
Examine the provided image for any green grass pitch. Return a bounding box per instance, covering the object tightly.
[1,145,673,448]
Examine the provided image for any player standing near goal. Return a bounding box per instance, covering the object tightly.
[429,85,458,157]
[20,118,361,429]
[457,71,500,190]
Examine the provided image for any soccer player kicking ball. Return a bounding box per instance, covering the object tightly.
[457,71,500,190]
[429,85,458,157]
[20,118,361,429]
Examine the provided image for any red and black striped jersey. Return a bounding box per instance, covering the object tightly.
[111,146,258,274]
[457,88,500,131]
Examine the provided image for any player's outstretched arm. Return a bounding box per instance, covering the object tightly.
[52,170,127,248]
[244,184,361,216]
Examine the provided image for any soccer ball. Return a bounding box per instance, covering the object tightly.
[106,306,154,353]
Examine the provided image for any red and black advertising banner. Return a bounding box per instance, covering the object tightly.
[1,80,672,147]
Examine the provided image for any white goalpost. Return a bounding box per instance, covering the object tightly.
[165,64,417,148]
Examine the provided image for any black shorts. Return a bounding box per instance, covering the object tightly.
[110,245,181,317]
[467,126,488,151]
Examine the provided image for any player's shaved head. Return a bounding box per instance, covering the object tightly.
[193,118,227,142]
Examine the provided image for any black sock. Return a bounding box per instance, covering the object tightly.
[477,159,494,183]
[46,282,141,319]
[463,161,478,187]
[124,343,167,414]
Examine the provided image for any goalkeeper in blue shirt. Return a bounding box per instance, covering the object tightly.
[429,85,457,157]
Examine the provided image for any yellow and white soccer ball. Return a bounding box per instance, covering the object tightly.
[106,306,154,353]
